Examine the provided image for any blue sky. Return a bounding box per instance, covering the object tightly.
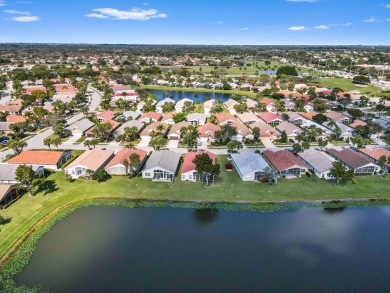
[0,0,389,45]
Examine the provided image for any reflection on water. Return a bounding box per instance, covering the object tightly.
[14,206,390,292]
[149,89,235,102]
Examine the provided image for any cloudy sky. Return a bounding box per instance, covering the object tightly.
[0,0,389,45]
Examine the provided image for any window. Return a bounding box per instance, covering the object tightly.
[145,173,150,177]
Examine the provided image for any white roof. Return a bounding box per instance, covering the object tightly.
[231,151,270,176]
[298,150,335,173]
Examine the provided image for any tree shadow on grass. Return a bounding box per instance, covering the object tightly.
[36,180,60,196]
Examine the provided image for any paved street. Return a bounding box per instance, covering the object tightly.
[88,87,102,113]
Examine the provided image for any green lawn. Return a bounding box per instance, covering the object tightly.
[320,78,381,94]
[0,155,389,262]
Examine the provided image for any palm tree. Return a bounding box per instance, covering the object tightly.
[327,120,341,140]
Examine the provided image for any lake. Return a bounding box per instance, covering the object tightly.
[14,205,390,292]
[149,89,237,102]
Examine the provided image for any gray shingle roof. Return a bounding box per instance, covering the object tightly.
[143,150,181,174]
[0,164,41,182]
[67,118,94,132]
[231,151,270,176]
[298,150,335,173]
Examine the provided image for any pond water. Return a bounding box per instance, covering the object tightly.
[14,205,390,292]
[149,89,238,102]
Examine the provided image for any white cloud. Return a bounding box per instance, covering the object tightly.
[288,26,306,30]
[4,9,30,15]
[286,0,319,2]
[86,13,108,19]
[364,16,378,23]
[385,4,390,8]
[88,7,167,20]
[213,21,222,24]
[0,0,6,7]
[313,25,330,29]
[386,18,390,22]
[237,27,249,31]
[11,15,39,22]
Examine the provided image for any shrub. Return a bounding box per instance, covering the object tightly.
[351,178,358,184]
[255,150,260,154]
[225,163,233,170]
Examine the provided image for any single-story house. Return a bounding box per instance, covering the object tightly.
[175,98,193,113]
[298,150,335,179]
[113,120,145,139]
[0,184,18,209]
[6,115,27,123]
[96,110,116,122]
[282,99,295,111]
[245,98,257,111]
[260,98,275,112]
[249,121,281,141]
[327,148,379,174]
[0,100,24,115]
[64,149,115,179]
[276,121,302,140]
[142,150,181,182]
[299,111,318,121]
[287,112,304,125]
[167,121,190,140]
[115,111,141,122]
[0,164,44,184]
[230,121,254,141]
[236,112,261,125]
[323,121,354,139]
[187,113,207,126]
[7,150,72,171]
[359,148,390,172]
[224,99,239,115]
[156,98,176,113]
[138,112,162,124]
[198,123,221,142]
[258,112,284,125]
[0,122,13,135]
[181,151,217,182]
[203,99,216,116]
[136,100,157,112]
[140,122,168,140]
[66,118,95,137]
[105,149,147,175]
[263,150,309,178]
[324,111,351,123]
[231,150,271,181]
[215,113,236,125]
[85,120,120,138]
[161,112,177,125]
[349,119,367,129]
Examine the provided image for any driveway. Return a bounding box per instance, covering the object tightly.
[137,138,150,148]
[167,140,179,149]
[261,137,276,148]
[88,88,102,113]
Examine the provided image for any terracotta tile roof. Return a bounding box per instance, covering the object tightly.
[215,113,236,124]
[260,98,274,106]
[105,148,147,169]
[65,149,114,172]
[198,123,220,138]
[181,151,216,174]
[299,111,318,121]
[249,121,281,137]
[161,112,177,122]
[97,110,116,121]
[8,151,65,165]
[168,121,191,136]
[23,86,47,94]
[6,115,26,123]
[203,99,216,108]
[263,150,308,172]
[236,112,260,124]
[0,184,17,201]
[224,99,238,108]
[257,112,283,123]
[139,112,162,121]
[324,111,349,122]
[85,120,120,135]
[360,148,390,166]
[140,122,167,137]
[0,101,23,113]
[349,120,367,129]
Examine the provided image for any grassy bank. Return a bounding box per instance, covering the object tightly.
[0,155,389,264]
[320,78,381,94]
[141,85,258,98]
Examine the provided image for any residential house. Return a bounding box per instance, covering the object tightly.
[282,99,295,111]
[6,115,27,123]
[236,113,260,125]
[85,120,120,138]
[181,151,217,182]
[140,122,168,140]
[260,98,275,112]
[299,111,318,121]
[65,149,114,179]
[287,112,304,125]
[168,121,191,140]
[0,164,44,184]
[276,121,302,140]
[298,150,335,179]
[258,112,284,126]
[323,122,354,139]
[175,98,193,113]
[115,111,141,122]
[327,148,379,174]
[66,118,95,137]
[324,111,351,123]
[96,110,116,122]
[231,150,271,181]
[142,150,181,182]
[161,112,177,125]
[138,112,162,124]
[113,120,144,139]
[215,113,236,125]
[203,99,216,116]
[187,113,207,126]
[0,100,23,115]
[263,150,309,178]
[230,121,253,142]
[349,120,367,129]
[198,123,221,142]
[0,122,12,135]
[156,98,176,113]
[105,149,147,175]
[245,98,257,111]
[249,121,281,142]
[136,100,157,112]
[7,150,72,171]
[223,99,239,115]
[359,148,390,172]
[0,184,18,209]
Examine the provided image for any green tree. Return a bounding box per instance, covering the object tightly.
[347,108,364,120]
[129,153,141,177]
[252,127,260,141]
[292,143,303,154]
[92,169,110,182]
[276,66,298,77]
[7,138,27,155]
[149,136,167,150]
[180,125,199,151]
[318,138,328,151]
[192,153,221,186]
[312,113,328,124]
[378,155,389,178]
[233,102,247,114]
[215,124,237,145]
[280,131,288,143]
[162,102,174,113]
[15,165,40,196]
[173,112,186,123]
[329,161,354,186]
